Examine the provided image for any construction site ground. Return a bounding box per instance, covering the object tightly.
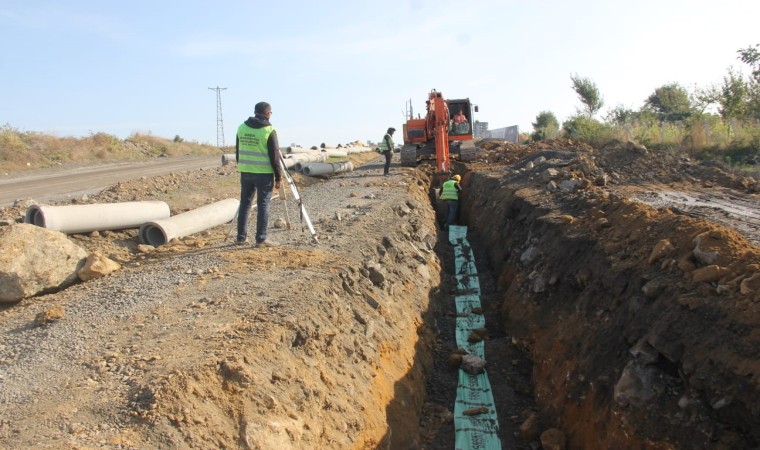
[0,141,759,449]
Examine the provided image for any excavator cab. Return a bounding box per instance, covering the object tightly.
[401,90,478,168]
[448,100,472,136]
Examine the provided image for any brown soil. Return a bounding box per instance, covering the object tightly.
[1,141,759,449]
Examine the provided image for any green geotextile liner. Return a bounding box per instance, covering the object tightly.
[449,225,502,450]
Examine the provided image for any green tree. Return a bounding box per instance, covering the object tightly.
[690,85,719,117]
[531,111,559,141]
[718,68,748,139]
[645,83,692,122]
[562,115,615,147]
[570,74,604,118]
[737,44,760,119]
[604,105,636,126]
[737,44,760,83]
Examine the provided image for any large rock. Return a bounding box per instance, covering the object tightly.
[613,361,664,406]
[78,252,121,281]
[0,224,87,302]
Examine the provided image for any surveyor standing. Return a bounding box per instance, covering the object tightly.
[378,127,395,176]
[235,101,283,247]
[439,174,462,230]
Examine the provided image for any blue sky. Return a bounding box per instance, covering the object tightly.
[1,0,758,147]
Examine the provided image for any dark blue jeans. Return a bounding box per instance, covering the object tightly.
[445,199,459,229]
[237,172,275,243]
[382,150,391,174]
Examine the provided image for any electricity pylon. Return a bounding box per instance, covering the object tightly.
[208,86,227,148]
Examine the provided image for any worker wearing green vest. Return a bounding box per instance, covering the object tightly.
[378,127,395,176]
[235,101,283,247]
[439,174,462,230]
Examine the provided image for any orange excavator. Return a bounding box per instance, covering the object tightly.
[400,89,478,176]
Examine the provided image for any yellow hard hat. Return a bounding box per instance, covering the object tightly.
[452,174,461,182]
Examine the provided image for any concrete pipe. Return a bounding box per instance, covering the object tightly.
[286,146,312,154]
[292,153,328,172]
[25,201,170,234]
[221,153,236,165]
[302,161,354,177]
[139,198,240,247]
[282,156,299,170]
[322,149,349,158]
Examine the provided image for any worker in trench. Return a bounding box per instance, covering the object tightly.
[439,174,462,230]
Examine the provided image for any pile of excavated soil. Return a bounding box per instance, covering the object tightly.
[462,141,760,448]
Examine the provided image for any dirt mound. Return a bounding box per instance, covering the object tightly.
[473,138,593,167]
[463,150,760,448]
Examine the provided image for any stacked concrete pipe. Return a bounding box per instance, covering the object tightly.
[288,153,327,172]
[25,201,171,234]
[321,149,349,158]
[302,161,354,177]
[139,198,240,246]
[286,146,312,154]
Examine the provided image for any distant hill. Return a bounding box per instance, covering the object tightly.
[0,126,225,174]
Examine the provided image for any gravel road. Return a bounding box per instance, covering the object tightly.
[0,155,220,207]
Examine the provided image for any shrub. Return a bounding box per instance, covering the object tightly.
[562,116,618,147]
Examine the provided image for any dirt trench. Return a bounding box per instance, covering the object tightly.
[3,147,759,449]
[460,167,760,449]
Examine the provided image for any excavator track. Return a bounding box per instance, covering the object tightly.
[458,139,478,162]
[400,144,418,167]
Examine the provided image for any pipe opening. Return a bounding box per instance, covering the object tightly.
[140,224,168,247]
[24,205,45,227]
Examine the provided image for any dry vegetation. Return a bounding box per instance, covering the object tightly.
[0,125,224,173]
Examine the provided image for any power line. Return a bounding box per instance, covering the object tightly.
[208,86,227,148]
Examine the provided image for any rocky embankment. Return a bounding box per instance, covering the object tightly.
[462,146,760,449]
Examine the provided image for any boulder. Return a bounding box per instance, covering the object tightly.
[541,168,559,182]
[614,361,664,406]
[78,252,121,281]
[692,265,729,284]
[0,224,87,302]
[648,239,675,265]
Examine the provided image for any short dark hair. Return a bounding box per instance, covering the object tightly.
[254,102,271,114]
[387,127,396,134]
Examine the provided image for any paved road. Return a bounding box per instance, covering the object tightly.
[0,155,221,207]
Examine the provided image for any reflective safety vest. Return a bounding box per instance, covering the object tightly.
[378,133,394,151]
[440,180,459,200]
[237,124,275,174]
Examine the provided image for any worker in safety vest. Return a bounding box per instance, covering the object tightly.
[235,101,283,248]
[439,174,462,230]
[378,127,395,176]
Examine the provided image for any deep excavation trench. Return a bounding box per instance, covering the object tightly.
[4,153,758,449]
[456,167,760,449]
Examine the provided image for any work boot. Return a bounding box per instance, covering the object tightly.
[255,240,280,248]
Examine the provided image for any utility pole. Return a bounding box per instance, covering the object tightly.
[401,98,413,121]
[208,86,227,148]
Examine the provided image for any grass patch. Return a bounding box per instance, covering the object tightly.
[0,125,225,173]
